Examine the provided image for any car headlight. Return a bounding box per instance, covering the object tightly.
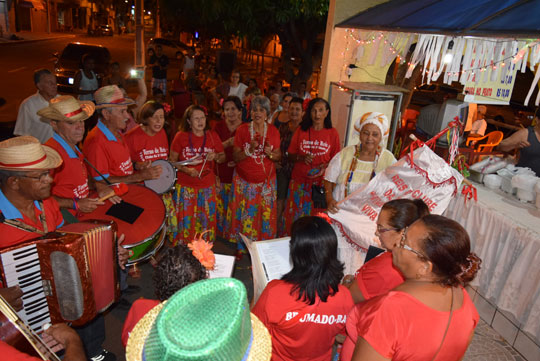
[68,77,74,85]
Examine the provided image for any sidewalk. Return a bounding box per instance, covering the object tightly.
[0,30,79,45]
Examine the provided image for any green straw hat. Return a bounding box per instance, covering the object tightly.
[126,278,272,361]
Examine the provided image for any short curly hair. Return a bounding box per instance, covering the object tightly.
[153,244,208,301]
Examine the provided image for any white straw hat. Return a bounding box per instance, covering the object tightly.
[0,136,62,171]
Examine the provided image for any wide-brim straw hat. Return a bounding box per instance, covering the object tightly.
[126,278,272,361]
[0,136,62,171]
[37,95,95,123]
[94,85,135,109]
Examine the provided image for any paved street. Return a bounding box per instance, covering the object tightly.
[0,33,154,138]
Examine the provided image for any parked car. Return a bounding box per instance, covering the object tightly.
[97,24,114,36]
[54,42,111,93]
[147,37,190,60]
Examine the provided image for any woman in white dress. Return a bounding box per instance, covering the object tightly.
[324,112,396,272]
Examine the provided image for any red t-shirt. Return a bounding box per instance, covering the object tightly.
[252,279,354,361]
[125,126,169,163]
[340,289,479,361]
[171,130,224,188]
[82,120,134,181]
[46,134,89,199]
[234,123,280,184]
[121,298,160,347]
[354,251,405,300]
[0,341,43,361]
[213,121,236,184]
[0,194,64,248]
[288,127,340,182]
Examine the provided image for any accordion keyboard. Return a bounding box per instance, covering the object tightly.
[0,243,51,333]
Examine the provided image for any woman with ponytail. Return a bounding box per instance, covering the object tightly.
[341,215,481,361]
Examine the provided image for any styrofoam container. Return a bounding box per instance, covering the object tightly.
[516,188,535,203]
[483,174,502,190]
[500,175,516,194]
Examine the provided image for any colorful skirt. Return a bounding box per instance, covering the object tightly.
[216,183,232,239]
[226,173,277,250]
[171,184,217,245]
[162,192,176,243]
[283,178,321,235]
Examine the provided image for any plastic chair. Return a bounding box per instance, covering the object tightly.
[465,131,504,163]
[402,109,419,129]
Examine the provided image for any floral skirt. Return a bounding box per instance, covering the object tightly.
[216,183,232,239]
[226,173,277,251]
[171,184,217,245]
[283,178,321,236]
[162,192,176,243]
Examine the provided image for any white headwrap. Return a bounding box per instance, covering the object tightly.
[354,112,390,147]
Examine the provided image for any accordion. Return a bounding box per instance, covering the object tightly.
[0,220,120,331]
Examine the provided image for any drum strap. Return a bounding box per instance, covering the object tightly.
[0,201,47,235]
[83,157,114,186]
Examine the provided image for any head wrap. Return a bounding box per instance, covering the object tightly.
[354,112,390,148]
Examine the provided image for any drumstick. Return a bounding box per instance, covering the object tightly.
[98,183,129,202]
[198,154,209,178]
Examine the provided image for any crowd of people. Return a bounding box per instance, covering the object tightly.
[0,49,498,361]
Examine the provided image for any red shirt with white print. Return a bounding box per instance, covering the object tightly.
[252,279,354,361]
[288,127,340,183]
[234,122,280,184]
[125,125,169,163]
[171,130,224,189]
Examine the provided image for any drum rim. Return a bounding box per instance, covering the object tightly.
[121,218,166,249]
[143,160,177,194]
[124,223,167,266]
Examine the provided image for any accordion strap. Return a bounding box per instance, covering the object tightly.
[0,201,48,235]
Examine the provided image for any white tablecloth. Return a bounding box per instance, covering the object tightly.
[444,183,540,341]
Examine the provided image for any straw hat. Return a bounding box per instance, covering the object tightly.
[126,278,272,361]
[37,95,95,123]
[354,112,390,146]
[0,136,62,171]
[94,85,135,109]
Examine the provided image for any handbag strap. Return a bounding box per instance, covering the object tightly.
[430,288,454,361]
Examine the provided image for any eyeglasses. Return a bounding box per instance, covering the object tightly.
[376,224,397,234]
[399,227,428,260]
[19,170,52,182]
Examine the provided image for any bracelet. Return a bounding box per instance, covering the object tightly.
[73,199,79,211]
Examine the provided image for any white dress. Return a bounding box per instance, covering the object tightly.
[324,146,397,274]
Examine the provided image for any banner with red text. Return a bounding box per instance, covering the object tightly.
[329,144,463,250]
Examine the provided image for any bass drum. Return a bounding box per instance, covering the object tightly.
[79,184,166,266]
[144,159,177,194]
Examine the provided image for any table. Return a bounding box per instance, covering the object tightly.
[444,183,540,342]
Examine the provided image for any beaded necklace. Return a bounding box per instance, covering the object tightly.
[344,144,380,198]
[246,121,268,165]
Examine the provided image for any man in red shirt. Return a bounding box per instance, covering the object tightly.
[0,136,125,361]
[83,85,161,186]
[39,95,115,215]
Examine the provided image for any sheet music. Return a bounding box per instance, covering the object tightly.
[255,238,292,282]
[208,254,235,279]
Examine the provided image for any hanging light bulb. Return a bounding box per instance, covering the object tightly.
[444,40,455,64]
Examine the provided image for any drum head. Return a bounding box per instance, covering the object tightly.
[79,184,166,247]
[144,160,177,194]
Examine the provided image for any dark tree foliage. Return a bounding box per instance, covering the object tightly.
[160,0,329,85]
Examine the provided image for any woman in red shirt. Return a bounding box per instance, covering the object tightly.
[125,101,175,242]
[125,101,168,163]
[170,105,225,243]
[284,98,340,235]
[341,215,481,361]
[212,96,243,239]
[252,216,354,361]
[343,199,429,303]
[227,96,281,254]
